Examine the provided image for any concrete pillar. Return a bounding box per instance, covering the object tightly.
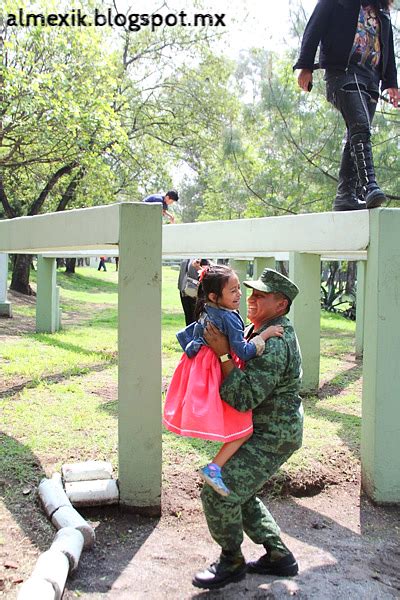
[55,286,62,331]
[36,257,57,333]
[253,256,275,279]
[361,209,400,503]
[229,259,248,320]
[355,260,366,358]
[289,252,321,392]
[0,253,12,317]
[118,203,162,513]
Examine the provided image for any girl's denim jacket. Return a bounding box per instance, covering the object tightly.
[176,304,265,360]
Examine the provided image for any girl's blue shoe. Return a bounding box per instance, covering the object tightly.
[200,463,230,496]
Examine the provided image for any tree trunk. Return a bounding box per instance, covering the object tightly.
[324,261,341,308]
[10,254,34,295]
[65,258,76,274]
[345,261,356,295]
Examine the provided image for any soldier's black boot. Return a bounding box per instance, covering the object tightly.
[247,547,298,577]
[333,142,366,211]
[192,549,247,589]
[351,133,386,209]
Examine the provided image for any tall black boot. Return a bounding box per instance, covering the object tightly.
[351,133,386,209]
[333,142,366,211]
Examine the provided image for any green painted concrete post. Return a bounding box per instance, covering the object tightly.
[289,252,321,392]
[355,261,366,358]
[230,259,248,320]
[0,253,12,317]
[118,203,162,513]
[36,256,57,333]
[361,209,400,503]
[253,257,275,279]
[56,286,62,331]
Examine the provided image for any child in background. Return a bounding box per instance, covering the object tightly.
[163,264,283,496]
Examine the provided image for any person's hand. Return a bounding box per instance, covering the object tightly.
[297,69,313,92]
[203,322,230,356]
[260,325,284,341]
[386,88,399,108]
[168,214,175,224]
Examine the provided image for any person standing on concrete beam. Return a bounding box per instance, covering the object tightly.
[294,0,399,211]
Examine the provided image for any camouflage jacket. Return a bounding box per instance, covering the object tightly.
[220,315,304,453]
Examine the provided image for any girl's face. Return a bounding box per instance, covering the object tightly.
[210,273,242,310]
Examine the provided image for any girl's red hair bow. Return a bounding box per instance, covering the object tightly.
[198,265,210,282]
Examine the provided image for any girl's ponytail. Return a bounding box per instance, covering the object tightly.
[194,283,206,321]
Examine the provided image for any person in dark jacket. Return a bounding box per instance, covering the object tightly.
[178,258,210,325]
[142,190,178,223]
[294,0,398,211]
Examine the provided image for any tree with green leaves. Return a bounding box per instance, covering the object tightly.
[0,1,238,292]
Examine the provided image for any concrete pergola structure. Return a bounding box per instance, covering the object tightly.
[1,203,399,511]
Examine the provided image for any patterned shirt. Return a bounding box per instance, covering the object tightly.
[349,2,381,80]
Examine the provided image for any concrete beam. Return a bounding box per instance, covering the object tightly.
[163,212,369,256]
[1,207,369,258]
[0,204,121,253]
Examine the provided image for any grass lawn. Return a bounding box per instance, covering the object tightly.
[1,265,362,498]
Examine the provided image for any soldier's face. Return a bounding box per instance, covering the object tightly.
[247,290,284,327]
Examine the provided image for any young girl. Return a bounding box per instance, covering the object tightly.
[163,264,283,496]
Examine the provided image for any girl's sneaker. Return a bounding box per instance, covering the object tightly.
[200,463,230,496]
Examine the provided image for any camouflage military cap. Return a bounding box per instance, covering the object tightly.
[243,268,299,302]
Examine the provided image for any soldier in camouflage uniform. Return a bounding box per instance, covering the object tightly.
[193,268,304,590]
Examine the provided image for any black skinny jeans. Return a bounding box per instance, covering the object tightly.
[325,70,379,145]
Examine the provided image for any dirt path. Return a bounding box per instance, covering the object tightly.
[2,468,400,599]
[58,475,400,600]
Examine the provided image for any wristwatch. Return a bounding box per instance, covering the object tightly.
[219,353,232,363]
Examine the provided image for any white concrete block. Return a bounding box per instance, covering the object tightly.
[17,576,56,600]
[51,505,95,549]
[65,478,119,506]
[32,550,69,600]
[50,527,84,571]
[0,301,12,317]
[62,460,113,482]
[38,478,71,518]
[51,472,64,490]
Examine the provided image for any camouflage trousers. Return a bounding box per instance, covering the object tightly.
[201,431,294,556]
